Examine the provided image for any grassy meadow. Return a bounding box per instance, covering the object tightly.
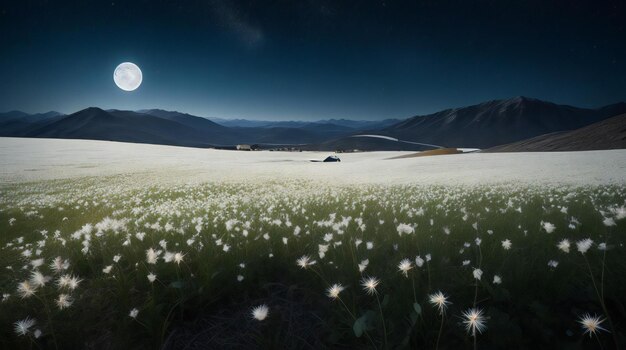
[0,175,625,349]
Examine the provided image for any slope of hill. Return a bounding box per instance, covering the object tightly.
[301,135,437,151]
[0,111,65,136]
[134,109,244,143]
[382,97,626,148]
[4,108,356,147]
[487,113,626,152]
[139,110,354,143]
[136,109,228,132]
[3,97,625,150]
[0,110,63,121]
[24,108,230,147]
[209,118,307,128]
[310,118,401,130]
[209,117,400,130]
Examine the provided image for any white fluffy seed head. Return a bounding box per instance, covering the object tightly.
[14,317,36,336]
[251,304,269,321]
[397,258,413,277]
[326,283,345,299]
[361,276,380,295]
[428,291,450,315]
[578,313,608,337]
[577,239,593,254]
[462,308,487,336]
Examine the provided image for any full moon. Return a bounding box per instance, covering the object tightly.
[113,62,142,91]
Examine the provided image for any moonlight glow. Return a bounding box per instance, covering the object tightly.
[113,62,142,91]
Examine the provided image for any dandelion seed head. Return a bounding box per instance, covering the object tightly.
[542,221,556,233]
[396,223,414,236]
[296,255,316,269]
[361,276,380,295]
[251,304,269,321]
[428,291,450,315]
[17,280,37,298]
[326,283,345,299]
[462,308,487,336]
[30,258,44,268]
[57,274,81,290]
[14,317,35,336]
[146,248,158,264]
[577,239,593,254]
[578,313,608,337]
[501,239,512,250]
[557,239,570,253]
[50,256,70,273]
[29,271,49,288]
[174,252,185,264]
[147,273,157,283]
[358,259,369,273]
[397,258,413,277]
[56,294,73,309]
[602,217,616,227]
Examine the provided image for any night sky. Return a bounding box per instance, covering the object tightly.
[1,1,625,120]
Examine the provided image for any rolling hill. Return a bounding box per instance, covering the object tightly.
[6,108,356,147]
[24,108,230,147]
[382,97,626,148]
[139,109,354,144]
[208,117,400,130]
[0,111,65,136]
[2,97,625,150]
[301,135,437,151]
[487,113,626,152]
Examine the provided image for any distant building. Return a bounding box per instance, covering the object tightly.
[236,144,251,151]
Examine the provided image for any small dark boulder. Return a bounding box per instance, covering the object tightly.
[310,155,341,162]
[323,155,341,162]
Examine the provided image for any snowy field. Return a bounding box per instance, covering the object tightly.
[0,137,625,185]
[1,137,625,349]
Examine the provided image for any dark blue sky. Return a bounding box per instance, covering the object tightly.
[1,0,625,120]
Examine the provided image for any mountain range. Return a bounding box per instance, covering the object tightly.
[207,117,401,130]
[380,96,626,148]
[2,96,625,151]
[487,113,626,152]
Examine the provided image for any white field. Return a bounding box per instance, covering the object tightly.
[0,137,625,185]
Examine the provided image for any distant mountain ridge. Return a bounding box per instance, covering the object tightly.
[1,108,357,147]
[208,117,400,130]
[0,110,65,136]
[24,107,224,147]
[487,113,626,152]
[0,111,63,121]
[381,96,626,148]
[2,96,625,151]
